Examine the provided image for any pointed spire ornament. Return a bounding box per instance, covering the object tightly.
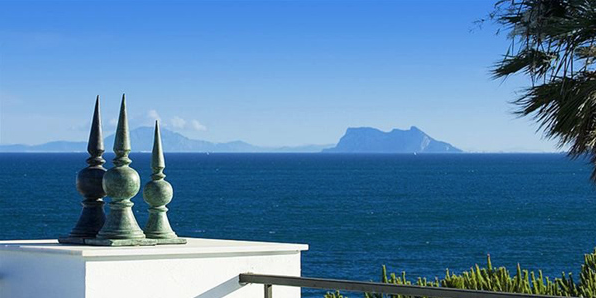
[87,94,156,246]
[143,121,186,244]
[59,96,107,244]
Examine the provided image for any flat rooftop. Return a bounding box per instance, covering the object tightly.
[0,238,308,258]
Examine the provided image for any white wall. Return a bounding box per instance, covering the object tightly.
[0,239,307,298]
[86,252,301,298]
[0,250,86,298]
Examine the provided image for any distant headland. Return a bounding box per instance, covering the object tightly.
[0,126,461,153]
[323,126,461,153]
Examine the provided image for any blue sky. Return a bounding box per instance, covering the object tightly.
[0,0,559,152]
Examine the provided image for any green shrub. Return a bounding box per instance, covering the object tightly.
[325,290,347,298]
[325,249,596,298]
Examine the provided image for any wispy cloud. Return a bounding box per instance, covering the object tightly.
[107,109,161,128]
[100,111,206,133]
[171,116,186,129]
[170,116,206,131]
[190,119,207,131]
[147,110,161,122]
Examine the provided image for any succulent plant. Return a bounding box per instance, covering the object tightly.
[327,249,596,298]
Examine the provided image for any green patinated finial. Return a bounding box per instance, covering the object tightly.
[151,120,165,179]
[143,121,186,244]
[87,94,156,246]
[59,96,107,244]
[87,95,104,163]
[113,94,131,166]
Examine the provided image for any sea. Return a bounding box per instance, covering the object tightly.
[1,153,595,297]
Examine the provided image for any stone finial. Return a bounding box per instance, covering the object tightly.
[143,121,186,244]
[87,96,105,164]
[113,94,131,161]
[59,96,107,244]
[88,94,156,246]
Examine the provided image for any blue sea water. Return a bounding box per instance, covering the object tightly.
[1,153,595,297]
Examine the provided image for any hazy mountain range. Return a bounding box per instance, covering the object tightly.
[0,126,461,153]
[0,127,333,153]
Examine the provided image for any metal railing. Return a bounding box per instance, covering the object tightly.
[239,273,572,298]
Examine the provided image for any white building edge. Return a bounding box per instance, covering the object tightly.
[0,238,308,298]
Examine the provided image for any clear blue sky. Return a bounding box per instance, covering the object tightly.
[0,0,559,152]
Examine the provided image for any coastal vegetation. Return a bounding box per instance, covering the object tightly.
[325,250,596,297]
[489,0,596,180]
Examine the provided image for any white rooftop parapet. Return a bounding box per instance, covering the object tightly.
[0,238,308,298]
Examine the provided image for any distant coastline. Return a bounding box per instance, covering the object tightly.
[0,125,557,153]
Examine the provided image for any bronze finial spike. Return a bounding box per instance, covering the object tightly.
[152,120,166,179]
[87,95,104,166]
[113,94,131,155]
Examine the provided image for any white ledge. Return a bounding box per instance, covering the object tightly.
[0,238,308,258]
[0,237,306,297]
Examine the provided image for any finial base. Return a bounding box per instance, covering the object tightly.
[144,208,185,245]
[95,202,146,240]
[59,200,106,244]
[144,230,187,245]
[58,237,88,245]
[85,238,157,246]
[154,238,187,245]
[66,198,105,235]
